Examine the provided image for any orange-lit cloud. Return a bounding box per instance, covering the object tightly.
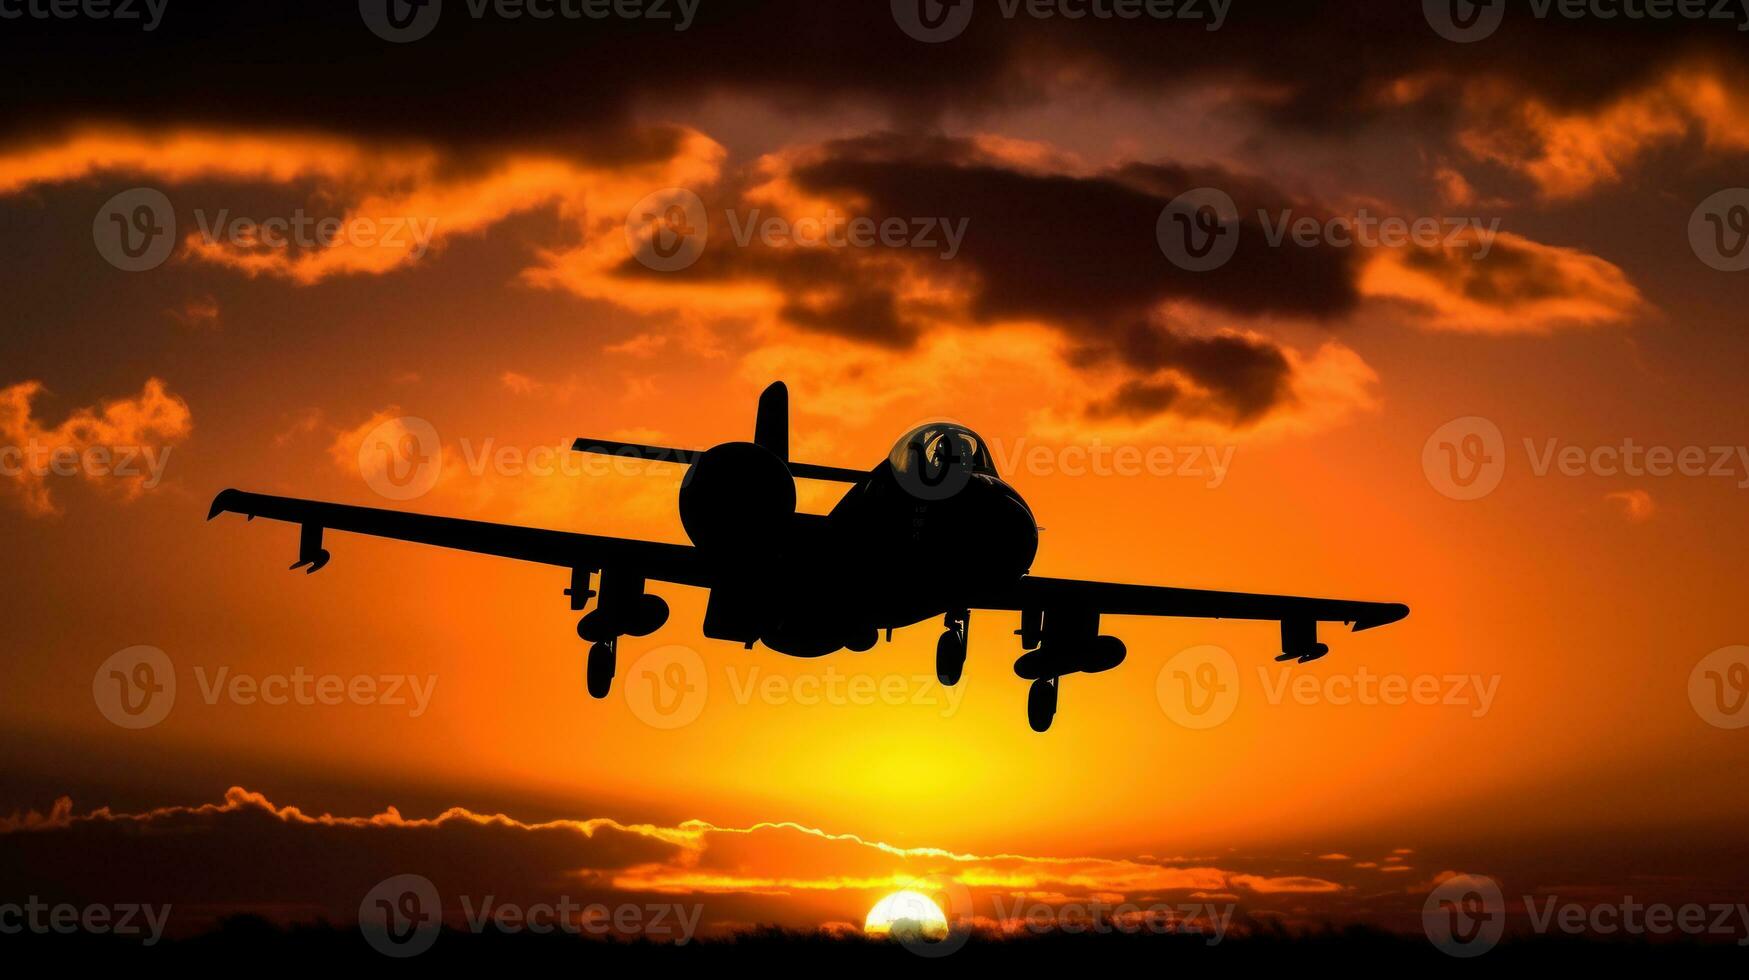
[1360,231,1645,334]
[1,123,1628,438]
[1457,68,1749,200]
[0,125,724,284]
[0,377,191,517]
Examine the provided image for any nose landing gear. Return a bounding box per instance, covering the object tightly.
[936,609,969,686]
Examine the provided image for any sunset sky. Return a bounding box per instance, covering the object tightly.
[2,0,1748,947]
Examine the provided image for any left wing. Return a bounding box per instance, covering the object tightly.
[972,575,1408,661]
[206,489,708,587]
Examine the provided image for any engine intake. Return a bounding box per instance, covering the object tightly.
[679,441,796,555]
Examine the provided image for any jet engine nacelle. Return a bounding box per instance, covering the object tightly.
[678,441,797,555]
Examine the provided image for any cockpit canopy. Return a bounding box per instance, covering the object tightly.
[889,423,998,479]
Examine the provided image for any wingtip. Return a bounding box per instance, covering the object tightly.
[1351,603,1410,632]
[207,488,241,521]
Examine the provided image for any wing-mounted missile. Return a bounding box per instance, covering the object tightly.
[289,523,331,574]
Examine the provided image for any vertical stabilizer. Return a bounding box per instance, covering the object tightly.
[754,381,788,460]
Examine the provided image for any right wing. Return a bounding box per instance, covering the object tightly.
[970,575,1408,663]
[206,489,709,587]
[990,576,1409,631]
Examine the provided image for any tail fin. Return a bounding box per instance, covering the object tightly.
[572,380,868,483]
[754,381,788,460]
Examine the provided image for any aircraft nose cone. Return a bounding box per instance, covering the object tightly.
[982,484,1038,575]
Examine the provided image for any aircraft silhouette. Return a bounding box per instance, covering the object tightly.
[208,382,1408,731]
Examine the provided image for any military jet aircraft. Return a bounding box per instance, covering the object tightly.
[208,382,1408,731]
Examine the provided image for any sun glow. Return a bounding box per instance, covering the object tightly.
[864,890,950,940]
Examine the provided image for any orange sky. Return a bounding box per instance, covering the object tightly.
[3,3,1749,943]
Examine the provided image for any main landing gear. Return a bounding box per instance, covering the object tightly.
[569,568,670,699]
[586,639,617,699]
[1027,677,1057,733]
[1013,607,1125,733]
[936,609,969,686]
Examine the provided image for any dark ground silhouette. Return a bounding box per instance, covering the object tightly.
[12,916,1744,968]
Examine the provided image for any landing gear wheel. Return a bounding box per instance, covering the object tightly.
[1027,677,1058,733]
[586,639,617,699]
[936,629,967,686]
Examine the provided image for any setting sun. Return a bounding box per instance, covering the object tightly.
[864,890,950,940]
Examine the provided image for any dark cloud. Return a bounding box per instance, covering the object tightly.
[3,1,1745,149]
[0,787,1385,941]
[0,788,687,932]
[642,135,1340,421]
[791,149,1360,323]
[1074,322,1293,425]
